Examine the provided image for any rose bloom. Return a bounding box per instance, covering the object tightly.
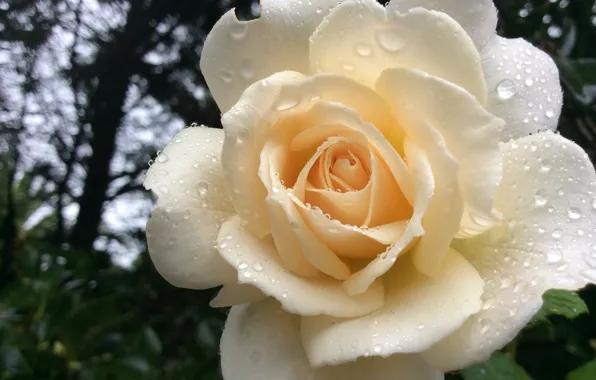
[144,0,596,378]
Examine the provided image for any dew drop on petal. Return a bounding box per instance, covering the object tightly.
[229,23,248,40]
[375,29,405,52]
[275,96,300,111]
[567,207,581,220]
[534,189,548,206]
[156,153,169,163]
[355,43,373,57]
[547,252,562,263]
[197,181,209,196]
[496,79,516,100]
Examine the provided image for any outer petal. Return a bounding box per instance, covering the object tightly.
[221,299,444,380]
[377,68,503,273]
[310,1,486,103]
[302,249,484,367]
[222,71,306,238]
[481,37,563,142]
[387,0,498,51]
[210,283,267,307]
[217,216,384,318]
[145,127,235,289]
[423,132,596,371]
[200,0,344,112]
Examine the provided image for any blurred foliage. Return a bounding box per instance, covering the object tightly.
[0,0,595,379]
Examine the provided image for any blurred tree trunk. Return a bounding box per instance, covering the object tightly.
[68,2,150,250]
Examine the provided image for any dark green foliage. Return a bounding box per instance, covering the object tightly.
[461,353,533,380]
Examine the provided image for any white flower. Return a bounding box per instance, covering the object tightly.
[144,0,596,379]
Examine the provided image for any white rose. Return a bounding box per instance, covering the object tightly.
[144,0,596,379]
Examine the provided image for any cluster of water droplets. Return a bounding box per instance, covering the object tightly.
[489,38,562,140]
[464,133,596,345]
[332,27,407,74]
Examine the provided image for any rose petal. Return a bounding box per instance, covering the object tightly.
[268,183,352,281]
[145,127,236,289]
[310,0,486,103]
[343,138,432,295]
[221,299,444,380]
[200,0,345,112]
[222,71,306,238]
[302,249,484,367]
[377,68,504,239]
[223,73,415,237]
[210,283,267,307]
[260,140,321,277]
[387,0,498,50]
[293,194,408,260]
[481,36,563,142]
[422,132,596,371]
[364,148,411,227]
[314,355,444,380]
[403,138,463,276]
[217,216,384,318]
[305,187,372,228]
[291,100,414,205]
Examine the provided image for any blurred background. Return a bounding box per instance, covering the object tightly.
[0,0,595,379]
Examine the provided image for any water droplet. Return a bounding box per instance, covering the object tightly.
[567,207,581,220]
[197,181,209,196]
[275,96,300,111]
[496,79,516,100]
[509,307,519,317]
[417,323,425,330]
[547,252,562,263]
[156,153,169,163]
[539,160,552,173]
[252,262,263,272]
[500,274,515,289]
[249,350,263,364]
[534,189,548,206]
[229,23,248,40]
[342,63,355,71]
[238,59,254,80]
[373,344,383,354]
[525,78,534,87]
[375,29,405,52]
[551,228,563,239]
[221,70,233,83]
[545,108,555,118]
[238,261,249,270]
[355,43,373,57]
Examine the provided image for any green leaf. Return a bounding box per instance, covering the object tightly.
[461,352,532,380]
[567,360,596,380]
[142,328,162,356]
[569,58,596,84]
[530,289,589,326]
